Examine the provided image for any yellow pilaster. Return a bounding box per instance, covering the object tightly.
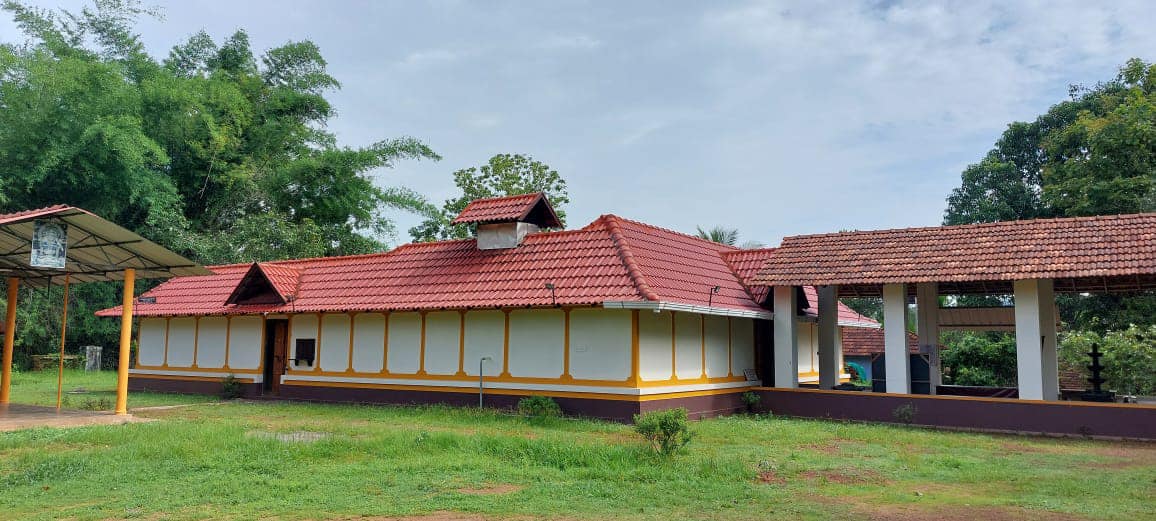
[115,268,135,415]
[1,277,19,404]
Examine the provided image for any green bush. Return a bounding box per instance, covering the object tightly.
[517,395,562,419]
[1061,325,1156,396]
[740,391,761,413]
[220,374,244,400]
[633,408,693,456]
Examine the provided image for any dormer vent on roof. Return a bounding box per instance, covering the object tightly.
[452,192,563,250]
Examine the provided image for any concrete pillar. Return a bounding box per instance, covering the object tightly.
[817,285,839,390]
[772,286,798,388]
[1014,279,1058,401]
[883,283,910,394]
[915,282,940,394]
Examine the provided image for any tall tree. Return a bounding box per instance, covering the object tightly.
[0,0,438,364]
[410,154,568,242]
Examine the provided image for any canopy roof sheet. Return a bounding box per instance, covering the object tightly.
[754,212,1156,296]
[0,205,210,285]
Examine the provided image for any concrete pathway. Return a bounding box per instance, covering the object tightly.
[0,403,144,432]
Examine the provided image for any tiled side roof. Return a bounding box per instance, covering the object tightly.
[451,192,562,228]
[97,213,785,318]
[754,213,1156,287]
[722,249,879,326]
[840,326,919,357]
[608,216,762,313]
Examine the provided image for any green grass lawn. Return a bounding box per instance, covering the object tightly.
[5,368,218,409]
[1,372,1153,520]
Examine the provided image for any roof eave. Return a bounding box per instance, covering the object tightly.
[602,300,773,320]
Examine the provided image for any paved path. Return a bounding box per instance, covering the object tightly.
[0,403,144,432]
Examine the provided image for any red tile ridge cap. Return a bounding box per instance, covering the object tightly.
[600,215,660,301]
[783,211,1156,241]
[607,214,743,251]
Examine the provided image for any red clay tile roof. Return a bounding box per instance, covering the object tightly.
[258,263,302,300]
[96,214,773,317]
[840,326,919,357]
[451,192,563,228]
[754,213,1156,290]
[723,248,879,327]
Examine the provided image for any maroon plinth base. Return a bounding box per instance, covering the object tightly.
[128,376,262,398]
[757,388,1156,440]
[128,376,748,422]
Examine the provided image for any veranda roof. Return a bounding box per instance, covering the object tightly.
[754,212,1156,296]
[0,205,210,286]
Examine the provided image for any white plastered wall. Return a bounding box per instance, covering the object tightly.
[319,314,351,372]
[569,308,631,381]
[730,317,755,377]
[196,317,227,369]
[166,318,196,367]
[704,315,730,378]
[137,318,166,366]
[387,312,422,374]
[463,310,503,376]
[796,322,817,375]
[228,316,263,370]
[507,309,564,378]
[424,311,461,375]
[638,310,673,381]
[351,313,386,373]
[289,314,318,371]
[674,312,703,379]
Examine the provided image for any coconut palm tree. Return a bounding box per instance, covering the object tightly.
[694,226,740,246]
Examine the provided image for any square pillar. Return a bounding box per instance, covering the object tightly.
[915,282,940,394]
[1,277,18,404]
[883,283,910,394]
[772,285,798,388]
[1014,279,1058,401]
[817,285,839,390]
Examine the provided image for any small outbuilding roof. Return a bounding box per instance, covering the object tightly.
[841,327,920,357]
[754,212,1156,295]
[451,192,563,228]
[0,205,210,286]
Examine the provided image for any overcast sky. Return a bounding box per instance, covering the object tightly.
[3,1,1154,246]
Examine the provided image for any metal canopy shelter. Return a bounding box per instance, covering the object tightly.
[0,205,210,415]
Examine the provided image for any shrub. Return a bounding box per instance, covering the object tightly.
[633,408,693,456]
[1061,325,1156,396]
[740,391,761,413]
[220,374,244,400]
[79,397,111,411]
[517,395,562,419]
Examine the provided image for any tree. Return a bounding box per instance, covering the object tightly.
[409,154,568,242]
[0,0,440,263]
[694,226,739,246]
[0,0,438,360]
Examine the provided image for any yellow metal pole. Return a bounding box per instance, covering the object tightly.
[114,269,135,415]
[1,277,18,404]
[56,273,70,410]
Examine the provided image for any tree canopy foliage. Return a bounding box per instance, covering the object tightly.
[945,58,1156,225]
[0,0,437,365]
[0,0,439,264]
[409,154,568,242]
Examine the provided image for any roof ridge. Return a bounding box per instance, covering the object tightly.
[606,214,741,251]
[718,247,765,304]
[601,215,660,301]
[783,211,1156,242]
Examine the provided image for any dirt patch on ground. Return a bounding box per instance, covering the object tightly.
[855,504,1090,521]
[331,513,486,521]
[757,470,786,485]
[800,468,888,486]
[457,484,524,495]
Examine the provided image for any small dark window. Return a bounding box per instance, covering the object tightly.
[294,339,316,367]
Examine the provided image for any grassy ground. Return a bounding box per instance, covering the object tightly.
[1,372,1153,520]
[5,368,218,409]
